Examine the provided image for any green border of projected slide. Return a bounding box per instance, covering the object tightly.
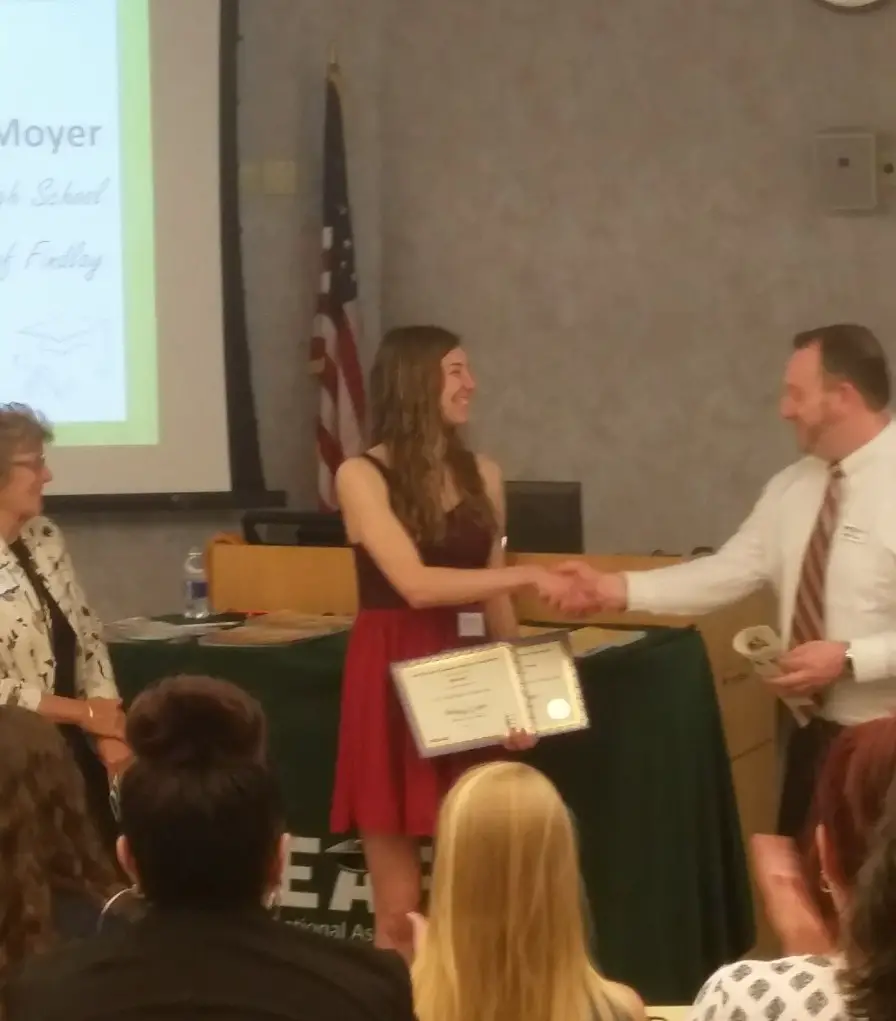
[55,0,158,447]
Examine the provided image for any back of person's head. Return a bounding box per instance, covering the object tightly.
[843,772,896,1020]
[805,716,896,931]
[118,675,284,910]
[413,761,633,1021]
[0,707,116,990]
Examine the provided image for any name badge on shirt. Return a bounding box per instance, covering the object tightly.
[841,524,868,544]
[457,612,486,638]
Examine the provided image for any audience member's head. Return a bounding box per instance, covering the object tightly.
[805,716,896,932]
[0,707,117,991]
[412,761,639,1021]
[844,772,896,1021]
[117,675,285,910]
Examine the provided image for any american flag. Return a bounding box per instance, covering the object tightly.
[309,62,366,510]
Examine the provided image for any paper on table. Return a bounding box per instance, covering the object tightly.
[245,610,353,631]
[646,1009,689,1021]
[105,617,236,642]
[518,625,646,658]
[732,625,814,727]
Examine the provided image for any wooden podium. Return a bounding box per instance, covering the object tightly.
[208,539,778,950]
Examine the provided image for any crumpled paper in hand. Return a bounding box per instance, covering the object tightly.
[733,625,814,728]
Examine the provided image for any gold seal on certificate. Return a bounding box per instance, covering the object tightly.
[391,634,589,758]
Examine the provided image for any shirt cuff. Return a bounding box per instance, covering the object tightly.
[848,636,891,684]
[624,571,653,613]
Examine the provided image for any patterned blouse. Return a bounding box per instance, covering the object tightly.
[0,516,117,709]
[688,955,846,1021]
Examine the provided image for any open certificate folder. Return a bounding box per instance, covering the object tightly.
[391,633,589,758]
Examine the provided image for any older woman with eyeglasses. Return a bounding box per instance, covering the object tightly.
[0,403,127,850]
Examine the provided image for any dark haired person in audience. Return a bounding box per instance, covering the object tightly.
[4,675,415,1021]
[0,404,129,850]
[553,324,896,839]
[0,706,120,1004]
[688,715,896,1021]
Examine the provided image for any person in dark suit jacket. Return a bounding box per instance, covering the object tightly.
[0,706,121,1002]
[4,675,416,1021]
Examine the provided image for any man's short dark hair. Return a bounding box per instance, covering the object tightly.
[793,324,891,411]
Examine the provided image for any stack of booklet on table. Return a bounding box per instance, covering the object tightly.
[518,624,647,657]
[106,610,353,647]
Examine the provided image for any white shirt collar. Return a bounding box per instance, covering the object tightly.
[838,418,895,478]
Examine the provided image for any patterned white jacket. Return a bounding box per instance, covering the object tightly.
[0,516,118,710]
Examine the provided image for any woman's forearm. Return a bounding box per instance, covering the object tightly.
[485,594,520,641]
[402,564,538,609]
[37,692,88,727]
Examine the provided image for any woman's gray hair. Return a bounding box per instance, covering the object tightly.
[0,404,53,483]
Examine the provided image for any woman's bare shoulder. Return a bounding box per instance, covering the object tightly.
[335,453,389,497]
[607,981,646,1021]
[473,452,503,484]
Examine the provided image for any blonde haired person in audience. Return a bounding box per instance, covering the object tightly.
[0,404,127,850]
[410,761,645,1021]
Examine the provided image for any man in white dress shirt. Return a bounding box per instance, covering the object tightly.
[559,324,896,837]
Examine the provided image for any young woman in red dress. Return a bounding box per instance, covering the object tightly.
[330,326,575,960]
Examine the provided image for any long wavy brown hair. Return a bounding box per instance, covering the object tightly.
[369,326,496,544]
[0,707,119,997]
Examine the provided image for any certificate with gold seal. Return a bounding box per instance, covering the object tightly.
[391,634,589,758]
[512,632,588,737]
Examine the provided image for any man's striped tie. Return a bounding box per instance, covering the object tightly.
[790,463,844,647]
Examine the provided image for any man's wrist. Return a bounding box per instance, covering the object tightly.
[842,642,855,680]
[615,573,629,610]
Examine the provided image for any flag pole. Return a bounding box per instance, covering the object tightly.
[310,46,339,379]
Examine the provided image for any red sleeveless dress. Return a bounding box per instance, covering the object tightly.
[330,459,498,837]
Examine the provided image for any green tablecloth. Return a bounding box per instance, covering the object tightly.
[111,625,752,1004]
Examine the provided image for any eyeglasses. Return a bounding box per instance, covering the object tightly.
[11,454,47,471]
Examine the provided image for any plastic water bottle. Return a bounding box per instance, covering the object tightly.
[183,547,210,620]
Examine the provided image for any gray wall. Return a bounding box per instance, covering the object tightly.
[63,0,896,619]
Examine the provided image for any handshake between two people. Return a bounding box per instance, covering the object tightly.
[524,561,628,616]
